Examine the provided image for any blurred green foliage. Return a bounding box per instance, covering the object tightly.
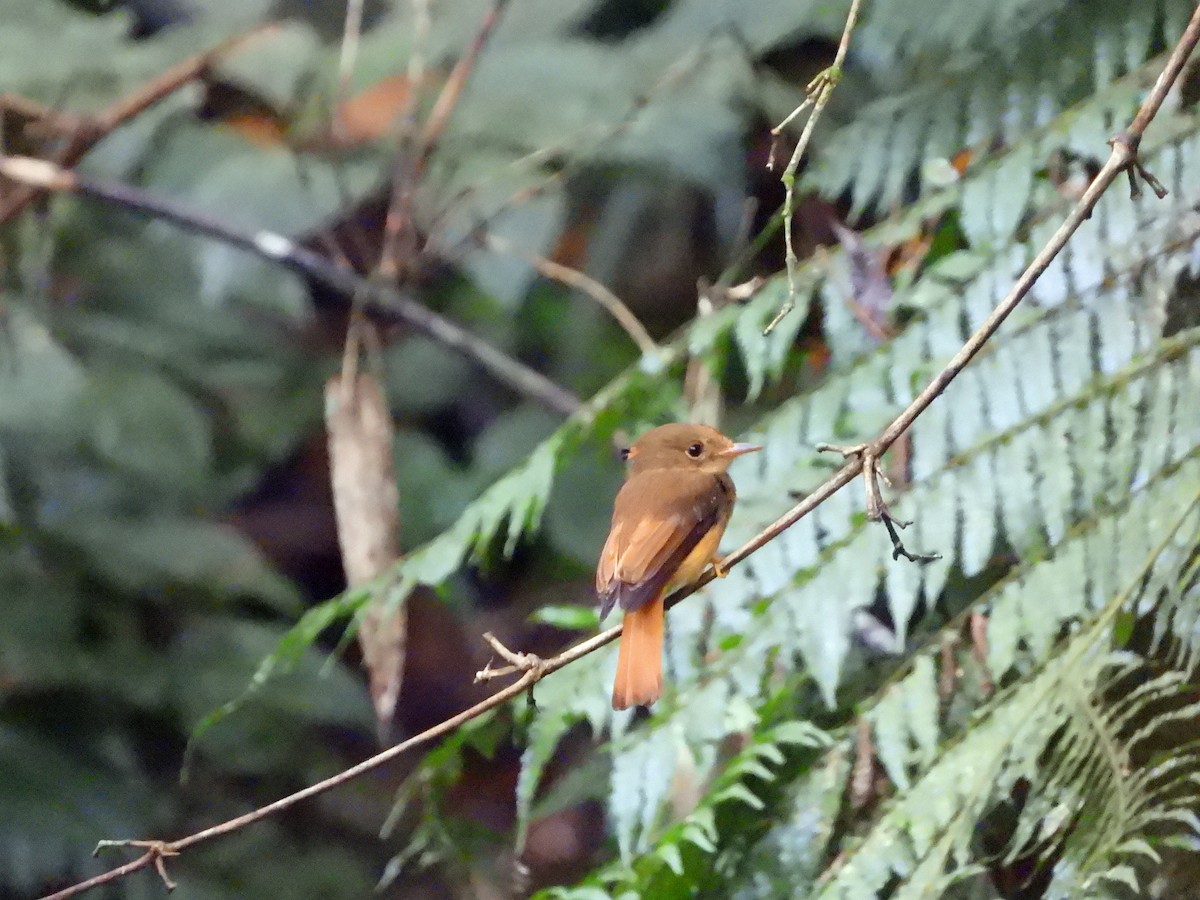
[4,0,1200,898]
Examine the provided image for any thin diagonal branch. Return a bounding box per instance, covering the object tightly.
[40,851,158,900]
[376,0,432,281]
[417,0,509,153]
[431,39,710,271]
[378,0,507,279]
[475,631,546,682]
[334,0,366,117]
[878,48,1200,452]
[483,231,659,357]
[816,442,939,562]
[0,26,271,226]
[0,156,580,416]
[764,0,864,335]
[35,5,1200,897]
[813,2,1200,559]
[38,454,860,900]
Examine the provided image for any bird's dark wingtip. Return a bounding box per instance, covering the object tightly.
[598,589,617,621]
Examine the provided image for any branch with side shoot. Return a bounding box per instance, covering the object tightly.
[0,26,272,226]
[764,0,865,335]
[0,155,580,417]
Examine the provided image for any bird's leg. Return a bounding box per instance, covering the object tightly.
[710,556,729,578]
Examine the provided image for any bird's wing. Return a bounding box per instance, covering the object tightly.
[596,470,724,617]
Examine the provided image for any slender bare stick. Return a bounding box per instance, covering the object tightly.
[812,8,1199,558]
[475,631,547,682]
[764,0,865,335]
[40,851,159,900]
[484,232,659,357]
[431,38,710,270]
[418,0,509,152]
[334,0,366,115]
[39,666,543,900]
[37,454,858,900]
[376,0,433,281]
[0,26,271,226]
[378,0,507,279]
[865,3,1200,454]
[34,7,1200,895]
[0,156,579,416]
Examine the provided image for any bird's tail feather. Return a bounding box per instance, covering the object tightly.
[612,599,664,710]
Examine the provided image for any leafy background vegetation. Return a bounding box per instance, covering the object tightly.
[3,0,1200,897]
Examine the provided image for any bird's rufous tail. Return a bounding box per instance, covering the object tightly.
[612,598,664,710]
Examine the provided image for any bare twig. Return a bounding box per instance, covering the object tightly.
[0,155,580,416]
[378,0,507,279]
[484,232,659,357]
[40,661,546,900]
[722,276,767,303]
[816,442,939,562]
[879,513,938,564]
[764,0,865,335]
[419,0,508,153]
[334,0,366,118]
[377,0,433,282]
[0,26,271,226]
[475,631,546,682]
[35,7,1200,895]
[431,39,712,272]
[866,87,1183,460]
[804,3,1199,560]
[93,842,177,892]
[39,850,158,900]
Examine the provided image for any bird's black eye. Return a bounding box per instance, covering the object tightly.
[686,442,704,458]
[619,447,631,461]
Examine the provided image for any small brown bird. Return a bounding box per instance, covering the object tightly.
[596,423,762,710]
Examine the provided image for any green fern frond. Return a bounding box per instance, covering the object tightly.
[272,6,1198,641]
[812,0,1194,218]
[625,322,1200,872]
[730,462,1200,899]
[366,55,1200,884]
[564,82,1200,873]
